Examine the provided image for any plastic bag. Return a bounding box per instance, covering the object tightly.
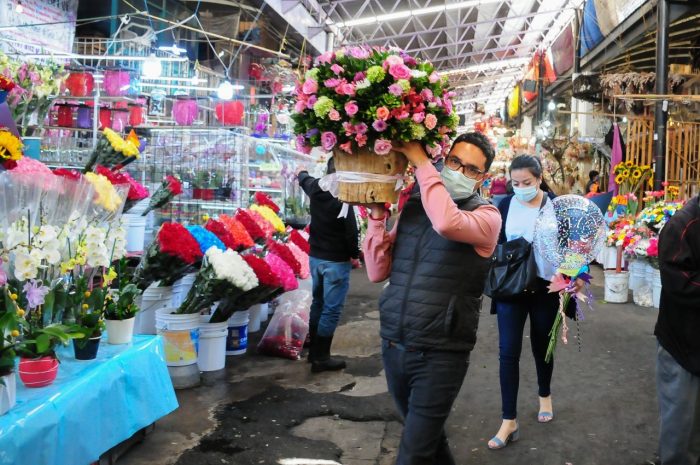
[257,289,311,360]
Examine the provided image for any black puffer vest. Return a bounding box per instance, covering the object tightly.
[378,193,491,352]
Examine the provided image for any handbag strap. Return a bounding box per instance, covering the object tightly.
[538,192,548,210]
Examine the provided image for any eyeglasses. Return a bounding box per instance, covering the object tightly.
[445,155,486,180]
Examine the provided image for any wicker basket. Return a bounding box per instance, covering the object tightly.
[332,148,408,204]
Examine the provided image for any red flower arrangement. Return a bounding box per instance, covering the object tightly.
[266,240,301,276]
[254,191,280,213]
[289,229,310,254]
[219,215,255,250]
[204,219,238,251]
[166,175,183,195]
[235,209,266,242]
[132,222,203,289]
[242,254,282,288]
[141,175,183,216]
[248,209,275,239]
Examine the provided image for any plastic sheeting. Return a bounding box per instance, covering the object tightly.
[0,335,178,465]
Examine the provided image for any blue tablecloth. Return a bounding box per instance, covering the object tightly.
[0,335,179,465]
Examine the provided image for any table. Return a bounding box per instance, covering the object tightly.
[0,335,179,465]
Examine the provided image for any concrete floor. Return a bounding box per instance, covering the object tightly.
[119,267,661,465]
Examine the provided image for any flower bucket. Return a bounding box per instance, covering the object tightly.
[248,304,263,333]
[604,271,629,303]
[18,356,59,388]
[197,316,228,372]
[135,285,173,335]
[226,311,249,356]
[172,274,196,308]
[652,268,662,309]
[628,260,645,292]
[156,309,201,389]
[124,213,147,253]
[106,317,136,344]
[332,148,408,204]
[259,302,269,323]
[72,336,101,360]
[0,373,16,415]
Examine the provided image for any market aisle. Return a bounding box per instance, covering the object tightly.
[120,267,660,465]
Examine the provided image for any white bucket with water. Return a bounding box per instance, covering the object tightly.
[155,309,200,367]
[628,260,645,292]
[226,311,249,356]
[197,315,228,372]
[604,271,629,303]
[259,302,269,322]
[172,273,197,308]
[135,285,173,335]
[124,213,147,253]
[652,268,662,309]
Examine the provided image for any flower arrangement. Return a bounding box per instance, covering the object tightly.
[292,46,458,157]
[266,240,301,276]
[83,129,142,173]
[84,172,125,213]
[251,204,286,233]
[219,215,255,250]
[186,225,227,255]
[607,193,638,221]
[178,247,258,314]
[253,191,281,213]
[612,161,653,198]
[94,165,149,212]
[0,128,22,169]
[288,229,310,254]
[236,209,266,242]
[638,200,685,232]
[247,209,275,239]
[104,258,141,321]
[265,252,298,291]
[204,219,238,251]
[287,242,310,279]
[141,175,183,216]
[132,222,202,290]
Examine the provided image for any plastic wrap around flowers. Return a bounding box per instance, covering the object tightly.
[265,252,298,291]
[534,195,606,275]
[186,225,226,255]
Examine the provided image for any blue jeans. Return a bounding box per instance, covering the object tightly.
[496,289,559,420]
[657,343,700,465]
[382,340,469,465]
[309,257,352,337]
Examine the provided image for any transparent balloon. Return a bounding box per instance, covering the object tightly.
[534,195,606,273]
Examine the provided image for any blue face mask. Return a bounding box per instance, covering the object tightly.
[440,167,478,200]
[513,185,539,202]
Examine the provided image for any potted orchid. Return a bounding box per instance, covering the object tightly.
[292,46,458,203]
[104,258,140,345]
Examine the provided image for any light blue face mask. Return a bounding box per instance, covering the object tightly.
[441,167,478,200]
[513,185,539,202]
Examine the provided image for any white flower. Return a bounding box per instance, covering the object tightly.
[206,248,258,292]
[411,70,427,79]
[355,78,371,90]
[35,225,59,244]
[14,251,39,281]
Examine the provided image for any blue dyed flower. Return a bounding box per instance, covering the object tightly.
[186,225,226,254]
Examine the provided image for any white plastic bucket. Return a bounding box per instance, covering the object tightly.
[628,260,645,292]
[172,273,197,308]
[105,317,135,344]
[124,213,147,253]
[197,316,228,372]
[226,311,249,356]
[604,271,629,303]
[0,373,16,416]
[155,309,200,367]
[652,268,662,309]
[248,304,262,333]
[135,285,173,335]
[259,303,269,322]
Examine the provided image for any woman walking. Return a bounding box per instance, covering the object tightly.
[487,155,582,450]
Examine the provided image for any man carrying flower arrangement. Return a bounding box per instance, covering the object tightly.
[363,132,501,465]
[655,194,700,465]
[297,158,360,373]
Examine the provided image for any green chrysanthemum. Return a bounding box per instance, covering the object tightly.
[367,66,386,83]
[313,96,334,118]
[305,68,319,80]
[397,79,411,92]
[410,123,426,140]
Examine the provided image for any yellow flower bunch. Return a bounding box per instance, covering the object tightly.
[102,267,117,288]
[0,129,23,161]
[85,172,123,212]
[103,128,140,158]
[251,204,286,233]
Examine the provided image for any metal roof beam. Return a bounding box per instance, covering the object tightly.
[403,28,548,55]
[263,0,329,52]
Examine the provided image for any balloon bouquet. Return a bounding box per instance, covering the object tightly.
[534,195,606,363]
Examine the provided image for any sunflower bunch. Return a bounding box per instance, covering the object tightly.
[0,128,23,167]
[613,161,652,196]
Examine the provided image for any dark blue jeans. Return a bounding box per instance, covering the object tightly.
[309,257,352,337]
[496,289,559,420]
[382,339,469,465]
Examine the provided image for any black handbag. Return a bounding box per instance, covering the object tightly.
[484,196,547,300]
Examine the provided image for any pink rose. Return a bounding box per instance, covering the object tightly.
[302,79,318,95]
[331,64,345,75]
[389,64,411,80]
[321,131,337,151]
[376,106,390,121]
[384,55,404,69]
[428,72,440,83]
[374,139,393,156]
[425,114,438,130]
[412,112,425,123]
[344,101,359,116]
[339,141,353,153]
[328,109,341,121]
[324,78,342,88]
[420,89,433,100]
[355,123,368,134]
[338,83,356,96]
[372,120,388,132]
[388,83,404,96]
[355,134,368,147]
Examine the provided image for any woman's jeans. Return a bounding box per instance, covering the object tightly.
[309,257,351,337]
[496,289,559,420]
